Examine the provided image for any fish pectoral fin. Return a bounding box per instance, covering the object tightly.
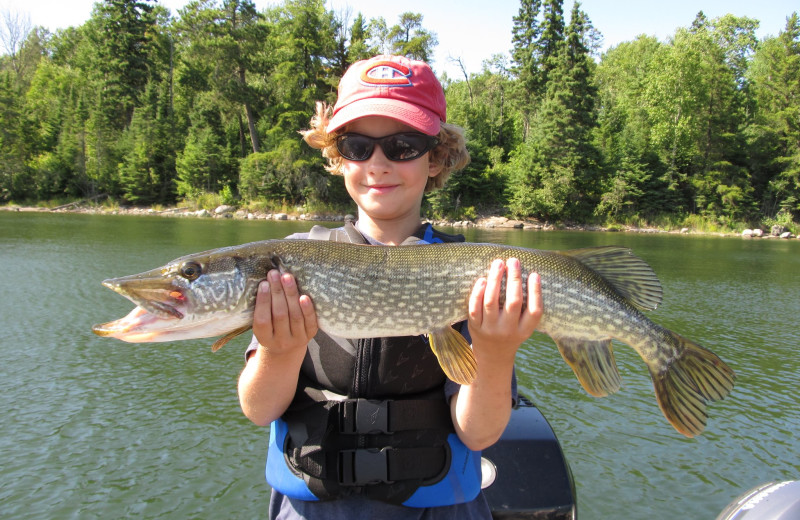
[649,331,735,438]
[428,327,477,385]
[553,336,621,397]
[211,325,252,352]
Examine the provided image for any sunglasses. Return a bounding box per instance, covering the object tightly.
[335,132,440,162]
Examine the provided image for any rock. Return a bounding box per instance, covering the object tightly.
[214,205,235,215]
[681,228,690,234]
[780,231,794,239]
[753,229,764,237]
[195,209,211,218]
[771,225,786,236]
[742,229,753,237]
[481,216,508,228]
[274,213,288,220]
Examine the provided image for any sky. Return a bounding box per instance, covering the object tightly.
[2,0,797,77]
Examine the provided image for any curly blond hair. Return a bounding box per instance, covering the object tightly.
[300,102,470,192]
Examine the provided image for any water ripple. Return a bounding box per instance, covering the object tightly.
[2,214,799,520]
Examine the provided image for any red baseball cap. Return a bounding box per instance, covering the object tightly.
[327,55,446,136]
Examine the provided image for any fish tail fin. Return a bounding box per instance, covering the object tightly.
[428,327,477,385]
[650,331,735,437]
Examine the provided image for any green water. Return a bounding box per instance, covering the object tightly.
[1,211,798,519]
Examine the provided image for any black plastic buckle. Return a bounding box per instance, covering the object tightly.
[339,448,392,485]
[339,399,392,434]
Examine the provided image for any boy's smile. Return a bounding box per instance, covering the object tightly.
[366,184,398,194]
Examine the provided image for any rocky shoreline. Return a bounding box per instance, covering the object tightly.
[4,203,798,240]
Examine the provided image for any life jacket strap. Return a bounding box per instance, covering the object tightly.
[290,444,449,483]
[337,398,453,435]
[338,446,449,486]
[285,398,455,487]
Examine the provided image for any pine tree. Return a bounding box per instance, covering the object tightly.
[88,0,157,129]
[176,0,268,155]
[176,93,235,198]
[594,36,665,220]
[118,79,178,204]
[538,0,565,88]
[348,13,375,63]
[510,0,542,138]
[0,72,28,200]
[387,12,438,62]
[507,1,600,219]
[749,12,800,219]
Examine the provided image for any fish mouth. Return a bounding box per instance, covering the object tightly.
[101,278,185,319]
[93,274,188,341]
[92,305,180,341]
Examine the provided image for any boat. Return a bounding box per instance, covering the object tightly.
[485,397,800,520]
[483,395,576,519]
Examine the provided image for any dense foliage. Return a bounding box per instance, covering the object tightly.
[1,0,798,229]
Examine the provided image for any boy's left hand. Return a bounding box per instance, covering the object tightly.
[467,258,543,365]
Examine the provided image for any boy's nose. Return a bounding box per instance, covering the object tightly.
[365,145,392,173]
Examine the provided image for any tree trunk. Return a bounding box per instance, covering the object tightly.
[238,68,260,153]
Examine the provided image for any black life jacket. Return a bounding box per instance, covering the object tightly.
[265,222,483,507]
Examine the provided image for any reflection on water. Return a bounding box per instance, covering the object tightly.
[1,212,798,519]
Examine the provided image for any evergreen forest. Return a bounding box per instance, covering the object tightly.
[1,0,799,231]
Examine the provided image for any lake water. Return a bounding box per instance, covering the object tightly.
[1,211,798,519]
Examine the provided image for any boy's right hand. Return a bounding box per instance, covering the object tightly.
[252,269,318,355]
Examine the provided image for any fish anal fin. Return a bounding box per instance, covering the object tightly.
[428,327,477,385]
[211,325,252,352]
[650,331,735,437]
[561,246,663,312]
[554,336,621,397]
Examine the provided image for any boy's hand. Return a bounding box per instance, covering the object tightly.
[253,269,318,355]
[467,258,542,364]
[454,258,542,450]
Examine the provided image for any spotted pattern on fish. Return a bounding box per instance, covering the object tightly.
[93,239,734,437]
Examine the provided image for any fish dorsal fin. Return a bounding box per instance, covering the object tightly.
[562,246,663,311]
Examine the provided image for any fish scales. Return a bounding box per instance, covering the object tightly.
[274,240,669,368]
[93,239,734,437]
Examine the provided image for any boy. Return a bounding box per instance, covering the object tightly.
[238,55,542,519]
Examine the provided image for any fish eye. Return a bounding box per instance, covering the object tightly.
[179,261,202,281]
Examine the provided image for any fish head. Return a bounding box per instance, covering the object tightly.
[92,246,275,344]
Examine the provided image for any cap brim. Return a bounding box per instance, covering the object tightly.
[328,99,441,135]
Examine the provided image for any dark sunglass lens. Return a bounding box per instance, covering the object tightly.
[383,134,430,161]
[337,135,374,161]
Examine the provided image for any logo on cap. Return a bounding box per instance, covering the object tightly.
[359,60,413,87]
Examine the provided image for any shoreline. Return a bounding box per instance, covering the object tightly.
[3,203,797,240]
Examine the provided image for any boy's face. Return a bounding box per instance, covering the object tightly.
[341,116,442,224]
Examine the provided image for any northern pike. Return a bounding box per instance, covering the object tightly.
[92,239,734,437]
